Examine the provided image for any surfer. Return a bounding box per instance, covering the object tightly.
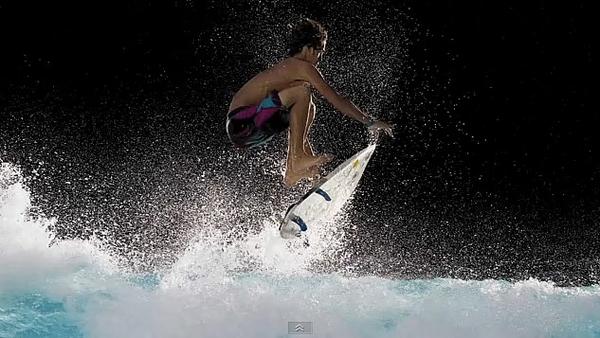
[226,18,393,187]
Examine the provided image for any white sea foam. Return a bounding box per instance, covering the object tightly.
[0,163,116,297]
[2,161,600,338]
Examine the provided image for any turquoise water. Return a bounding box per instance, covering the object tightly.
[3,272,600,338]
[2,163,600,338]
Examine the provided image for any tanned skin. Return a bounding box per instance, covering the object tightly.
[229,40,393,187]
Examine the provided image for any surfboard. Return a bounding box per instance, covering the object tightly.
[279,144,377,239]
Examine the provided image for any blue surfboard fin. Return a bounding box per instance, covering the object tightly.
[291,215,308,231]
[315,188,332,201]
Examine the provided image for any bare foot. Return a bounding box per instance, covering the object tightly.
[283,166,320,187]
[289,154,333,174]
[303,141,315,157]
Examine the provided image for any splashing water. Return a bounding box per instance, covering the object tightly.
[2,162,600,338]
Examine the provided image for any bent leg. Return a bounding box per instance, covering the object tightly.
[278,85,330,186]
[303,101,316,156]
[279,85,309,165]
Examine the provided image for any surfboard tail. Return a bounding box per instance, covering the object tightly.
[279,144,378,240]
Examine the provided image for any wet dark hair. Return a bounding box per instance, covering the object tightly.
[286,18,328,57]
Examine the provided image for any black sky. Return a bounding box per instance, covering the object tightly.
[0,0,598,284]
[405,1,597,207]
[2,1,596,205]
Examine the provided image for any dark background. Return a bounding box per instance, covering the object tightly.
[1,0,598,285]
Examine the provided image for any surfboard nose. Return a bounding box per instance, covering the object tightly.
[278,144,377,240]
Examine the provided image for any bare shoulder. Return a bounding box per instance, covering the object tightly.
[273,57,314,79]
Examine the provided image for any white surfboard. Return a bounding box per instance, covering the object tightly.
[279,144,377,239]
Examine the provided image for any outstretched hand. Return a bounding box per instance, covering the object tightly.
[368,120,394,138]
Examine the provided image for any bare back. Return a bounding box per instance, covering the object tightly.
[228,54,371,128]
[228,58,308,113]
